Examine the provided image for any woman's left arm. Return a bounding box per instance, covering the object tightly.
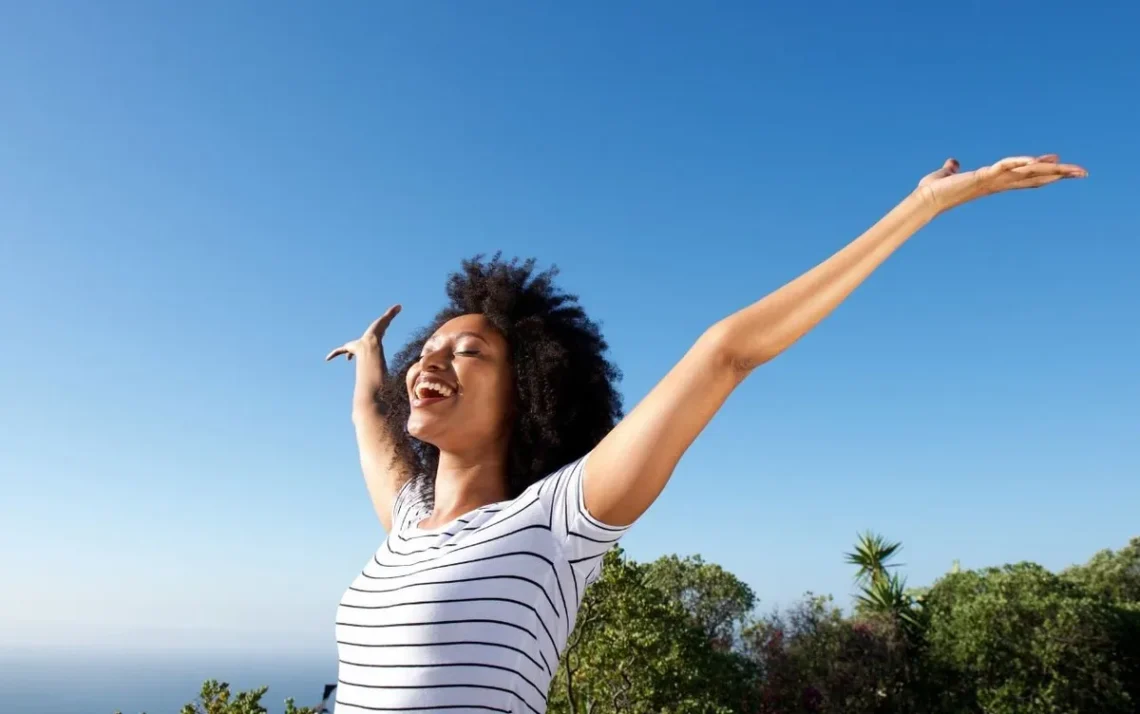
[584,154,1087,526]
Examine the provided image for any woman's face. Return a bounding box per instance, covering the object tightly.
[405,313,515,454]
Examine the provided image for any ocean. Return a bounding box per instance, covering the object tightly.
[0,651,337,714]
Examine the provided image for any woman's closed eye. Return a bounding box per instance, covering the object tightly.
[413,348,479,360]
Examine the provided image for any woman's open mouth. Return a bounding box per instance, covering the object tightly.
[412,379,456,408]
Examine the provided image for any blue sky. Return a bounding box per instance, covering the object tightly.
[2,2,1137,661]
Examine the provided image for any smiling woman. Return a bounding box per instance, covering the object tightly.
[326,255,625,714]
[325,154,1086,714]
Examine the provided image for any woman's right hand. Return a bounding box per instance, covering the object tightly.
[915,154,1086,215]
[326,304,402,410]
[327,304,411,529]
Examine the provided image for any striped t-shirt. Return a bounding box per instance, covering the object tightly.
[335,455,629,714]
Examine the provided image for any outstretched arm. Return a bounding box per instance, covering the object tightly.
[326,305,414,532]
[584,154,1087,527]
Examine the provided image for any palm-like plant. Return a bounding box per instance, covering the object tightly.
[845,531,924,638]
[845,531,903,587]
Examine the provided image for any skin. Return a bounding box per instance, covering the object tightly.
[403,314,517,529]
[325,304,411,531]
[329,154,1087,531]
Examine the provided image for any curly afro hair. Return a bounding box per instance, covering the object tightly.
[378,254,623,503]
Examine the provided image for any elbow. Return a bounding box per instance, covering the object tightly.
[700,319,776,377]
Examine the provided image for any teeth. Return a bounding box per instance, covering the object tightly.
[415,380,455,399]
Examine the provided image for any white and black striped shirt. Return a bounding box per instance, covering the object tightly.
[335,456,628,714]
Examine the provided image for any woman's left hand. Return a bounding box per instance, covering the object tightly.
[917,154,1087,214]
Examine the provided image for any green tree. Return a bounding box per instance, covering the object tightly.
[549,549,754,714]
[1062,537,1140,709]
[642,553,756,650]
[923,562,1133,714]
[845,531,923,639]
[1062,536,1140,604]
[743,594,921,714]
[845,532,903,586]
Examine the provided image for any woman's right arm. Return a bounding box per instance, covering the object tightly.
[327,305,414,532]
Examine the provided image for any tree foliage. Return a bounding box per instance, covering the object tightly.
[642,553,756,650]
[550,534,1139,714]
[922,562,1133,714]
[548,549,754,714]
[113,680,318,714]
[1062,537,1140,604]
[742,594,923,714]
[845,531,924,641]
[1060,537,1140,708]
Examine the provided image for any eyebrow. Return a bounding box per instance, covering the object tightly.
[454,331,490,344]
[424,331,491,349]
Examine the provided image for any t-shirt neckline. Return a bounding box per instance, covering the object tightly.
[410,499,508,535]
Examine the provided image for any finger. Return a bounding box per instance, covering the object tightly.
[366,304,403,338]
[1008,174,1067,190]
[1010,172,1087,189]
[1008,167,1088,189]
[1036,154,1060,164]
[325,343,355,361]
[1011,163,1087,179]
[991,156,1037,173]
[919,158,959,185]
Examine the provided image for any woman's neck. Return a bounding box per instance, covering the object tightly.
[423,450,510,528]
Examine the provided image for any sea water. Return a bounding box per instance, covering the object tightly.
[0,650,337,714]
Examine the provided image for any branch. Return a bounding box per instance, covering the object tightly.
[565,650,578,714]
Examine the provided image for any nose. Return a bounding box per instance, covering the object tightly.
[420,344,451,372]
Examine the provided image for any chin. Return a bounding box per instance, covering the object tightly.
[407,412,446,447]
[406,419,434,444]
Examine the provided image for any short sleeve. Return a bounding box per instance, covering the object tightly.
[541,454,630,575]
[390,478,430,534]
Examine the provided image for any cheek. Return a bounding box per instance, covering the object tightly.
[496,369,516,415]
[463,366,513,413]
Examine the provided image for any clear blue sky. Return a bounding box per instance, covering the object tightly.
[2,1,1137,662]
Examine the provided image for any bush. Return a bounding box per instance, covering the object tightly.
[923,562,1133,714]
[742,594,922,714]
[113,679,318,714]
[549,549,755,714]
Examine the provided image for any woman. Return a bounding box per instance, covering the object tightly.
[326,154,1085,713]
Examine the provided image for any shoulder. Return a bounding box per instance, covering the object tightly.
[520,455,588,507]
[390,476,432,533]
[530,454,630,544]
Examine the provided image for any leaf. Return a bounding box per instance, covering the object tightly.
[844,531,904,587]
